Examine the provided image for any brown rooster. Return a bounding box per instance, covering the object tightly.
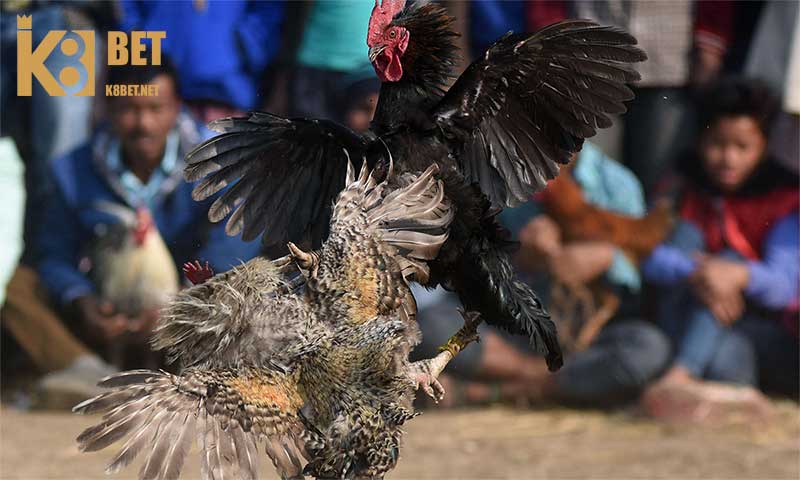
[538,162,672,351]
[541,162,672,263]
[73,163,480,480]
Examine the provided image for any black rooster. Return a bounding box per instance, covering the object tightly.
[185,0,646,371]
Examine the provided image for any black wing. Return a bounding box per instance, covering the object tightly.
[432,20,646,207]
[185,112,370,249]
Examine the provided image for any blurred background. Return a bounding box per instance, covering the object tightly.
[0,1,798,478]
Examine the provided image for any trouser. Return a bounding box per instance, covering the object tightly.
[1,6,94,263]
[656,225,799,397]
[660,291,799,397]
[555,320,670,406]
[1,265,90,372]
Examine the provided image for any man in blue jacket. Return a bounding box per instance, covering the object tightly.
[2,60,260,401]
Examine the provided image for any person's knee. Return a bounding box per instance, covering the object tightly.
[705,332,757,385]
[617,322,671,386]
[685,301,721,326]
[554,322,671,405]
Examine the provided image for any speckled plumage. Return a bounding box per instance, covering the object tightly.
[74,164,456,480]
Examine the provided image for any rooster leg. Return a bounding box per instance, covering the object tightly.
[269,255,308,295]
[409,310,482,402]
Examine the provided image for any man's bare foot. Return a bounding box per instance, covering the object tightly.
[641,366,774,423]
[501,375,559,406]
[472,331,550,384]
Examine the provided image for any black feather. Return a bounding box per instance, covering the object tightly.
[432,19,646,208]
[185,115,368,250]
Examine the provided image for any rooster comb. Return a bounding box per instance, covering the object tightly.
[367,0,406,46]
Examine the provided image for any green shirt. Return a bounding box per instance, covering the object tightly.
[297,0,374,72]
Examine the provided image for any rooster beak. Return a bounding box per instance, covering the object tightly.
[368,44,386,62]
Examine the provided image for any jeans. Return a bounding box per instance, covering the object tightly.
[661,293,799,397]
[736,317,800,397]
[555,320,671,407]
[661,291,755,384]
[657,224,799,397]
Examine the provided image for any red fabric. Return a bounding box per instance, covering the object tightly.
[526,1,568,31]
[680,186,800,259]
[682,186,799,337]
[693,0,735,53]
[720,200,760,261]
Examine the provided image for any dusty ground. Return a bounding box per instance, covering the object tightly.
[1,403,798,480]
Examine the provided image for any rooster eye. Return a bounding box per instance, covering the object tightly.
[389,30,396,39]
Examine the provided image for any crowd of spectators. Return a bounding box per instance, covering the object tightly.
[0,1,796,422]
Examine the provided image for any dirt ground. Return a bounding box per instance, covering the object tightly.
[1,402,798,480]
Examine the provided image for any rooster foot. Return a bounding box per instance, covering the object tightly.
[410,311,483,403]
[408,360,446,402]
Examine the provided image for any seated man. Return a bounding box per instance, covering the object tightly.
[412,143,671,408]
[1,60,260,401]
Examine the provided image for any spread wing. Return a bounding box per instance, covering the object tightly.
[432,20,646,207]
[331,162,453,285]
[74,368,308,480]
[185,112,369,249]
[317,161,454,323]
[153,256,311,368]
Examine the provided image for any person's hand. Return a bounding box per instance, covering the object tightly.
[128,307,160,336]
[690,255,749,325]
[517,215,562,272]
[73,295,128,340]
[547,241,615,286]
[690,46,724,89]
[690,255,749,298]
[519,215,562,258]
[704,289,745,326]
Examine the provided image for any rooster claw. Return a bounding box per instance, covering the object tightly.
[411,368,446,403]
[421,376,445,403]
